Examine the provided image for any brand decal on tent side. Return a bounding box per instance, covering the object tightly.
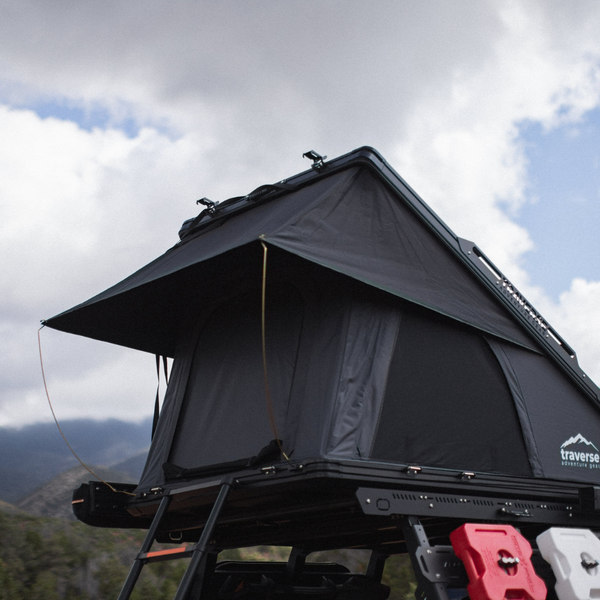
[560,434,600,469]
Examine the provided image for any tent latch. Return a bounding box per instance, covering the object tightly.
[303,150,327,170]
[498,505,533,518]
[141,487,165,498]
[405,466,422,477]
[261,465,279,476]
[196,197,217,213]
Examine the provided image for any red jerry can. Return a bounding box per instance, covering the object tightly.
[450,523,547,600]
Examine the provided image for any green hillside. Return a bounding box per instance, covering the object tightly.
[0,507,416,599]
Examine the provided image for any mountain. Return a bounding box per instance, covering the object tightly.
[0,418,151,503]
[111,449,149,480]
[0,498,29,516]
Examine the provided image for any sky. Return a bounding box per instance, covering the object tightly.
[1,0,600,427]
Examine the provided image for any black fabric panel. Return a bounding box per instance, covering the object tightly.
[167,282,303,468]
[266,168,536,351]
[490,342,600,484]
[325,294,401,459]
[279,283,349,460]
[46,166,536,356]
[486,337,545,477]
[44,170,355,355]
[136,326,200,491]
[371,308,532,476]
[136,255,383,491]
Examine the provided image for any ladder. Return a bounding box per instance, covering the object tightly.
[117,478,232,600]
[116,476,392,600]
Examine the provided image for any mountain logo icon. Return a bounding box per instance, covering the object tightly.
[560,434,600,469]
[561,434,599,452]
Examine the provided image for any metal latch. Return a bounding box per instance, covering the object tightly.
[303,150,327,170]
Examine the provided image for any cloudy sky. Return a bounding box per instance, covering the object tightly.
[1,0,600,427]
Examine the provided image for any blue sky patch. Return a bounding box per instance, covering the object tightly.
[516,109,600,300]
[27,98,141,138]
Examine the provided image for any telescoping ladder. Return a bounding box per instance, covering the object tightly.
[117,479,232,600]
[116,478,393,600]
[116,480,600,600]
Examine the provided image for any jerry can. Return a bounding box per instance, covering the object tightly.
[450,523,546,600]
[537,527,600,600]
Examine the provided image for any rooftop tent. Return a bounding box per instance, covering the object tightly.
[46,147,600,496]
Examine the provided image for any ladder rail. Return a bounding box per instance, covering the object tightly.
[117,494,172,600]
[173,478,233,600]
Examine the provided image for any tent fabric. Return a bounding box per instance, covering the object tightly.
[137,263,393,491]
[370,306,532,476]
[325,297,401,459]
[45,150,600,490]
[168,283,303,469]
[46,166,537,357]
[489,339,600,484]
[486,337,545,477]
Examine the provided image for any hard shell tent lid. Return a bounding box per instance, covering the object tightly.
[45,146,600,488]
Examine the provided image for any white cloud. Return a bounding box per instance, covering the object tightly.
[388,1,600,383]
[0,106,206,314]
[546,279,600,382]
[0,106,209,425]
[1,1,600,424]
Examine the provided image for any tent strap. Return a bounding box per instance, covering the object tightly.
[152,355,169,440]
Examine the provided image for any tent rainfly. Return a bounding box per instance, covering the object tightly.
[46,146,600,502]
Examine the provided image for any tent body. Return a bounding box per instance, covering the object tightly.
[47,147,600,510]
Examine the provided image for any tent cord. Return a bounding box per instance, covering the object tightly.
[37,325,136,497]
[260,241,290,462]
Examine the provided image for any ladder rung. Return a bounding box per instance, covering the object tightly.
[139,546,193,563]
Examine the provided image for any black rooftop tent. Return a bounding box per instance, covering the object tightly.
[47,146,600,488]
[46,147,600,599]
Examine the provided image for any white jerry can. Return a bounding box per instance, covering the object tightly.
[537,527,600,600]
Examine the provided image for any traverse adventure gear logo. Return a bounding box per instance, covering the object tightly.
[560,434,600,469]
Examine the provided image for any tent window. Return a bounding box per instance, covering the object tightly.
[168,282,304,469]
[372,308,532,476]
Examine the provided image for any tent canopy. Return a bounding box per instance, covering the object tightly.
[47,162,536,357]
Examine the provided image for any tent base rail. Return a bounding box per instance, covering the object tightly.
[119,459,600,551]
[355,486,590,526]
[73,460,600,554]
